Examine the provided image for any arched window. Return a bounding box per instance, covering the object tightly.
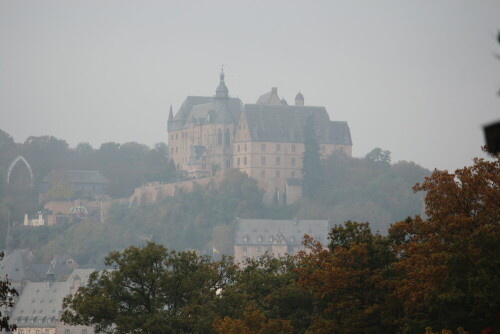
[224,129,230,145]
[217,129,222,145]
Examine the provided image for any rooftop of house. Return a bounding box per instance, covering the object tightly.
[235,219,330,246]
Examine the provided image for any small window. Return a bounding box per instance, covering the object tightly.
[276,157,280,166]
[82,330,88,334]
[237,157,240,166]
[261,156,266,165]
[243,236,248,242]
[217,129,222,145]
[243,246,247,252]
[225,129,230,145]
[238,145,240,152]
[244,144,247,152]
[257,247,262,252]
[291,171,296,178]
[290,237,295,242]
[276,144,281,152]
[244,157,247,166]
[292,144,296,152]
[261,143,266,151]
[291,157,296,167]
[257,236,262,242]
[261,170,266,177]
[65,330,70,334]
[276,170,280,177]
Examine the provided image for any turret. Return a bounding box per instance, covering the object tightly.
[295,91,304,106]
[215,67,229,99]
[167,105,173,132]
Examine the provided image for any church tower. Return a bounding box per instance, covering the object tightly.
[215,67,229,99]
[295,91,304,106]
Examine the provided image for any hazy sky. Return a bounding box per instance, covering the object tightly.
[1,0,499,171]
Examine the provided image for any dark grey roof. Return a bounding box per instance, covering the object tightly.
[11,281,70,327]
[27,264,73,282]
[330,121,352,146]
[169,96,242,131]
[242,104,333,143]
[41,170,109,185]
[235,219,330,246]
[0,249,31,282]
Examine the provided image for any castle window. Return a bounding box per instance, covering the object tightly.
[225,129,230,145]
[243,246,247,252]
[261,143,266,151]
[244,157,247,166]
[217,129,222,145]
[291,171,296,178]
[261,170,266,177]
[276,144,281,152]
[292,144,296,152]
[171,135,173,141]
[237,157,240,166]
[291,157,296,167]
[276,157,280,166]
[175,147,178,153]
[261,156,266,165]
[226,160,231,169]
[176,134,178,140]
[238,145,240,152]
[257,236,262,242]
[276,170,280,177]
[243,236,248,242]
[257,247,262,252]
[244,144,247,152]
[202,164,206,170]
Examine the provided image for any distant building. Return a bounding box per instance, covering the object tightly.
[10,268,96,334]
[168,71,352,203]
[39,170,109,203]
[233,218,330,263]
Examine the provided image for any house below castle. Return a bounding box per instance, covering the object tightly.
[167,71,352,203]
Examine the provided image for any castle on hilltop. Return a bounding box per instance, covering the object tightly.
[167,70,352,203]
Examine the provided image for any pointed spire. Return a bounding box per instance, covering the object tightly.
[215,65,229,99]
[168,104,173,121]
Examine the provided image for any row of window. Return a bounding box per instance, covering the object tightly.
[17,329,88,334]
[236,156,297,167]
[237,143,297,153]
[171,130,231,146]
[242,236,296,243]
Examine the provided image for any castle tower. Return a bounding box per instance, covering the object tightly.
[215,67,229,99]
[167,105,173,132]
[295,91,304,106]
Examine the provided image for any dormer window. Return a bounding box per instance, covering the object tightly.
[257,236,262,242]
[243,236,248,242]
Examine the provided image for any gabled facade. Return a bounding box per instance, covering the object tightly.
[234,218,330,263]
[168,72,353,202]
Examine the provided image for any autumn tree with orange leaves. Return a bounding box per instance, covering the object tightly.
[390,151,500,333]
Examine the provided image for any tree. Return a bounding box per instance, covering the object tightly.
[389,151,500,333]
[302,115,322,199]
[0,252,18,332]
[61,242,236,334]
[365,147,391,165]
[296,222,400,333]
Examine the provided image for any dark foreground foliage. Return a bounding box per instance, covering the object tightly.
[62,154,499,334]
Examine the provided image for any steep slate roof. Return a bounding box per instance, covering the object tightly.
[330,121,353,145]
[170,96,242,131]
[41,170,109,185]
[235,219,330,246]
[11,281,70,327]
[243,104,333,143]
[0,249,32,282]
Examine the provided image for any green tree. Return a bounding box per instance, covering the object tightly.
[365,147,391,165]
[302,115,322,199]
[0,252,18,332]
[61,242,236,334]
